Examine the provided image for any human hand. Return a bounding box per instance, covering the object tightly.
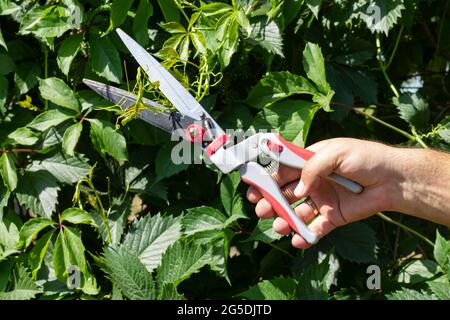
[246,138,397,249]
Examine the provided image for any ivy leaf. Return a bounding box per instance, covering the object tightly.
[297,254,330,300]
[357,0,405,35]
[27,153,90,185]
[107,0,134,33]
[386,288,435,300]
[38,77,80,113]
[60,208,96,227]
[62,121,83,156]
[303,42,331,95]
[18,217,54,249]
[90,36,122,84]
[102,245,156,300]
[393,93,430,130]
[0,153,18,192]
[434,230,450,271]
[133,0,153,46]
[7,127,39,146]
[239,277,297,300]
[182,206,227,236]
[27,109,74,132]
[123,213,182,272]
[244,218,282,243]
[327,222,377,263]
[155,143,189,181]
[88,119,128,161]
[246,71,318,109]
[157,0,180,23]
[28,229,55,279]
[14,62,40,95]
[248,18,284,57]
[16,171,60,219]
[156,239,210,286]
[57,34,83,76]
[253,100,317,146]
[0,264,41,300]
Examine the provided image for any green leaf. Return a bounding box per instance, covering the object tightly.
[297,254,330,300]
[253,100,317,146]
[7,127,39,146]
[27,109,74,132]
[248,18,284,57]
[57,34,83,76]
[14,62,40,95]
[393,93,430,130]
[53,226,87,282]
[16,171,60,219]
[62,121,83,156]
[0,153,18,191]
[38,77,80,112]
[220,171,240,216]
[0,214,20,261]
[157,0,180,23]
[0,264,40,300]
[156,239,210,286]
[18,217,55,249]
[90,36,122,84]
[28,229,55,279]
[89,119,128,161]
[437,116,450,144]
[239,277,297,300]
[0,53,15,75]
[60,208,96,227]
[27,153,90,185]
[0,75,7,112]
[102,245,155,300]
[160,22,186,34]
[108,0,134,33]
[303,42,331,94]
[245,218,282,243]
[182,206,227,236]
[429,281,450,300]
[0,29,6,51]
[397,260,439,284]
[155,143,189,180]
[93,199,130,244]
[246,71,318,109]
[133,0,153,46]
[387,288,436,300]
[434,230,450,271]
[327,222,378,263]
[190,32,206,54]
[357,0,405,35]
[157,283,185,300]
[306,0,322,19]
[123,213,182,272]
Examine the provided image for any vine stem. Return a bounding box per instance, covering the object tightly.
[43,45,49,109]
[0,149,37,153]
[376,212,434,247]
[385,25,404,70]
[411,127,429,149]
[376,34,400,98]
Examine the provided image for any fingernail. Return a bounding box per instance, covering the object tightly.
[294,180,304,197]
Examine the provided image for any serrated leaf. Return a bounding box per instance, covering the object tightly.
[433,230,450,271]
[89,119,128,161]
[327,222,377,263]
[428,281,450,300]
[27,109,74,132]
[0,153,17,191]
[357,0,405,35]
[437,116,450,144]
[16,171,60,219]
[303,42,330,94]
[123,213,182,272]
[62,121,83,156]
[386,288,436,300]
[246,71,318,109]
[7,127,39,146]
[220,171,241,216]
[27,153,90,185]
[156,239,210,286]
[245,218,283,243]
[102,245,155,300]
[57,34,82,76]
[182,206,227,236]
[133,0,153,46]
[90,36,122,84]
[38,77,80,112]
[0,264,40,300]
[253,99,317,146]
[18,217,55,249]
[0,214,20,261]
[393,93,430,130]
[248,18,284,57]
[157,283,185,300]
[60,208,96,227]
[28,229,55,279]
[239,277,297,300]
[155,143,189,180]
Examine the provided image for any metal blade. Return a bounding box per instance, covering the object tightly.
[116,28,224,136]
[82,78,196,135]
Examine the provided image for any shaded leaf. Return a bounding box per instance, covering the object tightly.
[239,277,297,300]
[57,34,83,76]
[28,229,55,279]
[155,143,189,180]
[14,62,40,95]
[393,93,429,130]
[133,0,153,46]
[386,288,435,300]
[0,264,40,300]
[90,36,122,84]
[433,230,450,271]
[248,18,284,57]
[245,218,282,243]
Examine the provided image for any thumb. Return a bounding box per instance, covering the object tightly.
[294,144,342,197]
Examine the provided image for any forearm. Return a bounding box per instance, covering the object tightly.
[387,147,450,226]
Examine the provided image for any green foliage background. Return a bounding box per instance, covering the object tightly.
[0,0,449,300]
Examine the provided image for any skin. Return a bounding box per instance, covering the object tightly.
[246,138,450,249]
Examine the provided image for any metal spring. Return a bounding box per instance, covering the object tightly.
[264,161,279,175]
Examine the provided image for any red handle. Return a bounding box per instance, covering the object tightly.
[275,134,314,161]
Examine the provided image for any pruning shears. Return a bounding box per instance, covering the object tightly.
[83,29,363,245]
